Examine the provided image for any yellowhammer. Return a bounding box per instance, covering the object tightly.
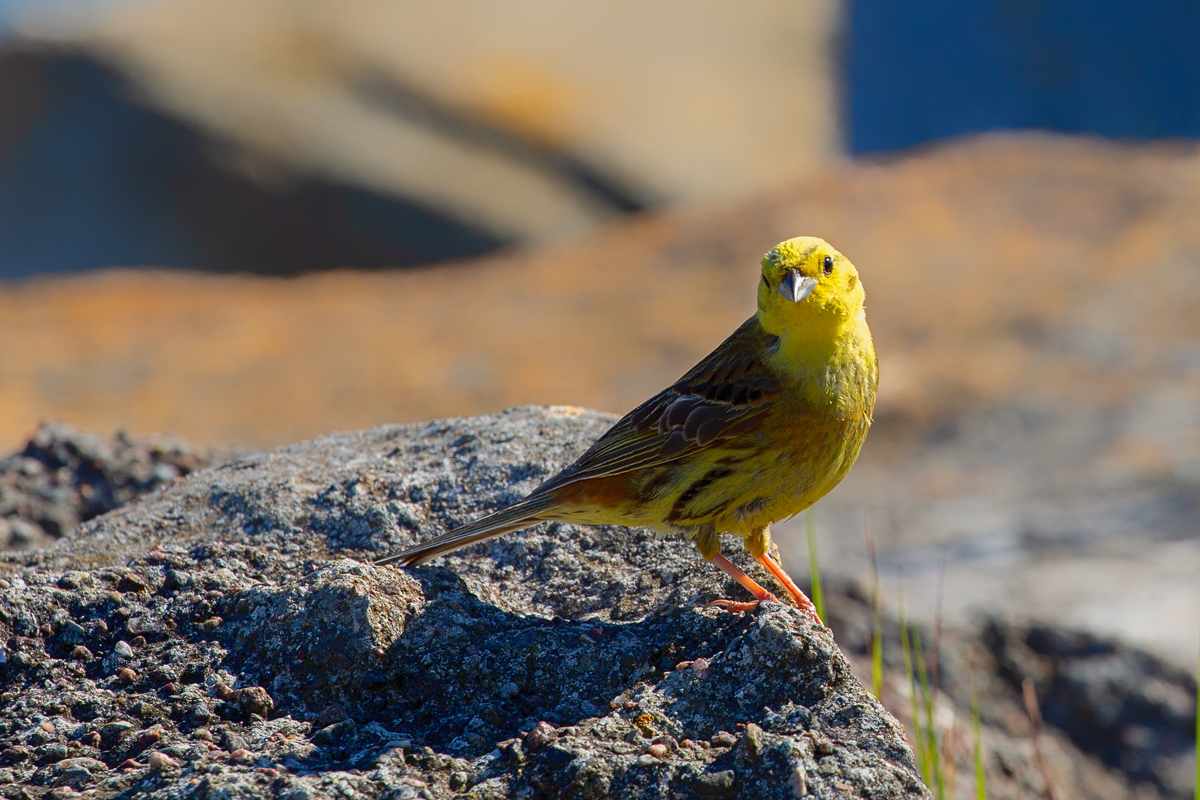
[377,237,878,618]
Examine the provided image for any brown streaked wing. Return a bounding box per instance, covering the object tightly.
[531,316,779,494]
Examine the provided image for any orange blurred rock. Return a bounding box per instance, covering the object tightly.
[0,132,1197,459]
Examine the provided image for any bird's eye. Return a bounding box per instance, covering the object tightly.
[822,255,834,275]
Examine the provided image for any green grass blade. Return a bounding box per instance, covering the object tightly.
[914,628,944,799]
[899,599,927,781]
[805,508,825,621]
[866,518,883,699]
[973,676,987,800]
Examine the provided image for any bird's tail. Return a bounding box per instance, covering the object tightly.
[374,494,556,568]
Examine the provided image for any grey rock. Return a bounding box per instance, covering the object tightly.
[0,421,218,552]
[0,407,926,798]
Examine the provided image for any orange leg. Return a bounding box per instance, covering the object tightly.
[753,550,821,622]
[703,553,781,613]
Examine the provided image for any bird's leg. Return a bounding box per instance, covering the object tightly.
[703,553,780,613]
[753,550,821,622]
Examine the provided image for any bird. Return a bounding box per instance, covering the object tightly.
[376,236,878,618]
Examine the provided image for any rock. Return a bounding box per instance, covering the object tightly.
[0,407,927,798]
[0,422,217,551]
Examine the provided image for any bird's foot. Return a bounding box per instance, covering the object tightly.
[703,595,780,613]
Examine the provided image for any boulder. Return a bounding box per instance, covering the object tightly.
[0,407,927,798]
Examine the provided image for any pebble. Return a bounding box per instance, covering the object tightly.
[117,668,137,686]
[113,641,134,659]
[136,730,162,748]
[71,646,93,662]
[739,723,764,762]
[525,721,557,750]
[236,686,274,717]
[711,731,737,748]
[230,748,254,764]
[789,763,808,797]
[147,751,177,769]
[647,743,669,759]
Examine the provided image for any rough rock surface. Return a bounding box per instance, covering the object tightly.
[0,407,928,799]
[0,423,216,552]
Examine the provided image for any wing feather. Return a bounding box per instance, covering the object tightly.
[532,316,779,495]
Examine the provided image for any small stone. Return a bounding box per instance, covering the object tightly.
[147,751,176,770]
[690,657,711,676]
[118,758,141,770]
[237,686,274,718]
[525,721,557,750]
[314,703,347,729]
[136,730,161,749]
[58,572,93,590]
[82,732,101,747]
[0,578,10,590]
[101,721,135,743]
[41,744,70,763]
[130,635,147,649]
[71,646,94,662]
[543,746,574,768]
[449,771,469,790]
[499,681,520,699]
[201,617,223,632]
[789,763,808,797]
[738,723,764,762]
[56,765,93,786]
[651,734,679,752]
[61,620,86,642]
[118,574,149,593]
[222,731,248,752]
[693,769,736,797]
[815,738,835,756]
[113,641,134,659]
[229,749,254,764]
[1,746,30,763]
[192,729,213,742]
[647,743,669,759]
[711,731,737,748]
[117,668,137,686]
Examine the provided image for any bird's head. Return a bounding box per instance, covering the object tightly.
[756,237,865,335]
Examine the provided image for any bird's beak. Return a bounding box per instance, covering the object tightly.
[777,269,817,303]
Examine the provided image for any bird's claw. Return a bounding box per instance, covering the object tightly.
[703,596,780,613]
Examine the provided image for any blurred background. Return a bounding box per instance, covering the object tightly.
[1,1,1200,792]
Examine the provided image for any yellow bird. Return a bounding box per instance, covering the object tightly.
[377,237,878,617]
